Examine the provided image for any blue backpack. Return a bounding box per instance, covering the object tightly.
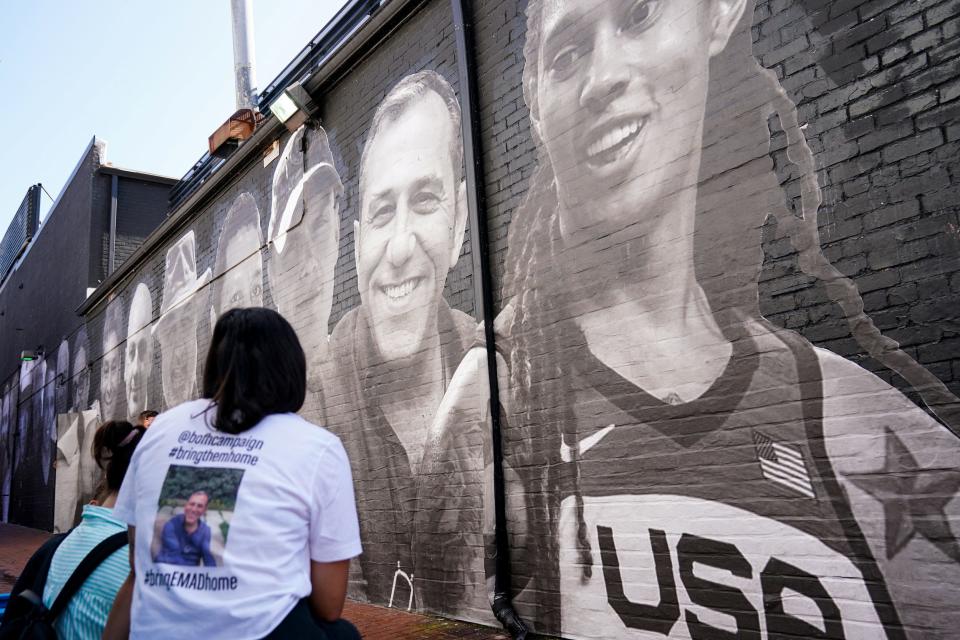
[0,532,126,640]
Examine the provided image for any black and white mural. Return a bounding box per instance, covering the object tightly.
[477,0,960,637]
[99,295,125,422]
[322,70,481,617]
[125,282,154,419]
[212,193,264,322]
[155,230,209,410]
[267,123,342,390]
[71,325,91,414]
[0,375,15,521]
[4,0,958,635]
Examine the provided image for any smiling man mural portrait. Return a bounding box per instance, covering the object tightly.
[325,69,474,614]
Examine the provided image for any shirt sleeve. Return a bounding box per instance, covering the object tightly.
[309,438,362,562]
[111,443,140,526]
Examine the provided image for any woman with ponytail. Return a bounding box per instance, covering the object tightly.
[104,307,361,640]
[486,0,960,637]
[38,420,143,639]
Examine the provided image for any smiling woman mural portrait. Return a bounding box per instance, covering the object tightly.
[493,0,960,637]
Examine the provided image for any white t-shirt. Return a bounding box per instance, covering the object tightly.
[113,399,361,639]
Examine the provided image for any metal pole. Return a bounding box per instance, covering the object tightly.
[451,0,527,637]
[230,0,258,110]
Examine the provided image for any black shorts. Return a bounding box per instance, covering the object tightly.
[263,599,361,639]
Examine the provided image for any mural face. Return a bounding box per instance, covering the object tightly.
[533,0,714,233]
[269,125,342,378]
[100,296,126,421]
[16,360,35,474]
[325,70,481,619]
[71,327,90,413]
[155,230,209,408]
[125,283,154,418]
[41,359,56,485]
[355,89,467,363]
[0,381,12,520]
[213,193,263,318]
[55,339,70,415]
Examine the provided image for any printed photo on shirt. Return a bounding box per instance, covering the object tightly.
[150,465,244,568]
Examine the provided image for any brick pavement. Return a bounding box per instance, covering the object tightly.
[0,523,51,591]
[0,523,513,639]
[343,602,509,639]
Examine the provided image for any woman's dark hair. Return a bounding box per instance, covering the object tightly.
[93,420,144,500]
[202,307,306,434]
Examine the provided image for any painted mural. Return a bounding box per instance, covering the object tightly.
[126,283,154,419]
[322,70,481,618]
[484,0,960,637]
[1,0,958,637]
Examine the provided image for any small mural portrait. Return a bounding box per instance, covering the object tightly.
[268,123,343,387]
[125,283,154,419]
[71,326,91,413]
[326,70,476,615]
[62,325,102,521]
[55,338,71,416]
[41,355,57,486]
[99,296,126,422]
[16,359,35,476]
[487,0,960,637]
[21,360,46,490]
[154,230,211,409]
[0,380,13,521]
[151,465,244,568]
[212,192,263,321]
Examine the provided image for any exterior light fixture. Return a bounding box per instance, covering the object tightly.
[209,108,262,158]
[268,81,318,132]
[20,348,42,362]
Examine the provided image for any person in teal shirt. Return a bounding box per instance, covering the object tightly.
[42,420,144,640]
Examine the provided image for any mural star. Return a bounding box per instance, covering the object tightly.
[848,427,960,563]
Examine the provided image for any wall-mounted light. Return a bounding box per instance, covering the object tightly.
[20,348,43,362]
[209,108,263,158]
[268,81,318,132]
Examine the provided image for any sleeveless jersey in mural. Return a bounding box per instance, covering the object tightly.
[552,321,902,639]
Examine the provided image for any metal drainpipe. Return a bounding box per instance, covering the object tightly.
[108,174,118,275]
[450,1,527,637]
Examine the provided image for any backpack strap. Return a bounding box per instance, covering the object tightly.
[45,532,128,621]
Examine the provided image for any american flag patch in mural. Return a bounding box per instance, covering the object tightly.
[753,432,815,498]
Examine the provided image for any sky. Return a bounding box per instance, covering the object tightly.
[0,0,347,232]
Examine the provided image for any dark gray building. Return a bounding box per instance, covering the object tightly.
[0,137,174,527]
